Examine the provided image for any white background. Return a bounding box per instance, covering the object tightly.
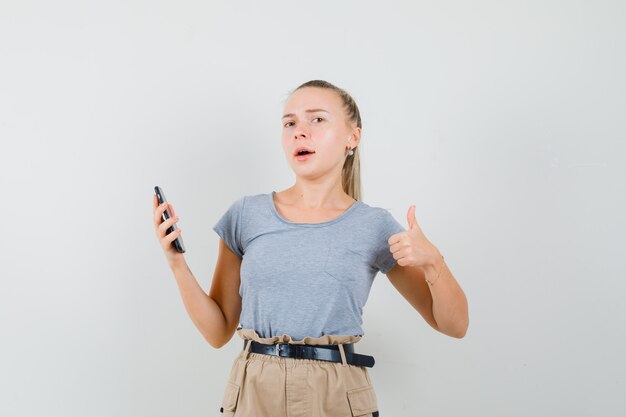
[1,1,624,416]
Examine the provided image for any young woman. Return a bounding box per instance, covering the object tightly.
[153,80,469,417]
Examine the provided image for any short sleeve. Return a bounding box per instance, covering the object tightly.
[373,209,406,274]
[212,196,246,257]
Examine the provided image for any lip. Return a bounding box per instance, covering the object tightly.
[295,152,315,161]
[294,147,316,156]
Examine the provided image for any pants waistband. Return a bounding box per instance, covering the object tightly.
[243,339,375,368]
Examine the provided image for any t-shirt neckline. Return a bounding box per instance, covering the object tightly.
[269,191,361,227]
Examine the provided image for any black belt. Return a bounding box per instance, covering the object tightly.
[243,340,375,368]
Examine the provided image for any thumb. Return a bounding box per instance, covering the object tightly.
[407,205,417,231]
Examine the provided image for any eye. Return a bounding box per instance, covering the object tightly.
[284,121,294,127]
[313,117,324,122]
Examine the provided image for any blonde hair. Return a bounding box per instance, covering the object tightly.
[287,80,362,201]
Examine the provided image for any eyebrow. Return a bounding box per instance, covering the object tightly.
[281,108,329,119]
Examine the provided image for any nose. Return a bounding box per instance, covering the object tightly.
[293,125,309,140]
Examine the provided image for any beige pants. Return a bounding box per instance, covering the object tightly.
[219,328,380,417]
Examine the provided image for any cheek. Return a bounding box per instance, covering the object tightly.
[319,132,341,150]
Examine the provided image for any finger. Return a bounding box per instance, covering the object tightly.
[164,227,182,244]
[409,212,425,236]
[388,238,405,252]
[153,201,168,226]
[160,202,173,220]
[411,218,425,236]
[168,203,176,218]
[387,231,404,246]
[158,219,178,240]
[153,200,163,226]
[415,221,426,238]
[407,205,417,230]
[152,194,159,217]
[390,245,406,259]
[161,202,174,219]
[158,215,180,236]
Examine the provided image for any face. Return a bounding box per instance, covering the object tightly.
[281,87,360,178]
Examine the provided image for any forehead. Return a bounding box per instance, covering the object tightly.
[283,87,342,113]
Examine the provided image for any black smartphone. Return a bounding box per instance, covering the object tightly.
[154,185,186,253]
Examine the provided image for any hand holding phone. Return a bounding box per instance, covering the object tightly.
[153,186,186,258]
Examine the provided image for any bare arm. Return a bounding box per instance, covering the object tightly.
[422,256,468,338]
[169,239,242,348]
[386,258,468,338]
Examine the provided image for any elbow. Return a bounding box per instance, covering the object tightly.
[439,315,469,339]
[451,327,467,339]
[205,328,237,349]
[207,338,228,349]
[444,326,467,339]
[437,323,467,339]
[204,333,229,349]
[451,318,469,339]
[449,303,469,339]
[201,320,237,349]
[207,340,223,349]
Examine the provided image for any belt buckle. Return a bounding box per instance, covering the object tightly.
[276,343,287,357]
[277,344,305,359]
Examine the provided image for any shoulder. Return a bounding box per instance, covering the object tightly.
[236,192,271,214]
[217,193,274,223]
[357,200,397,222]
[221,192,266,210]
[357,201,405,238]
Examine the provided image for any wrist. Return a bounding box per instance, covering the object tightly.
[423,253,445,286]
[168,256,187,272]
[422,250,442,273]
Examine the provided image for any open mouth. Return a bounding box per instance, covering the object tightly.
[294,146,316,156]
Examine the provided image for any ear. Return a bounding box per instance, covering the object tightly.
[350,126,362,148]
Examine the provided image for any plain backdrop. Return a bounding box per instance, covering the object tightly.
[1,1,625,416]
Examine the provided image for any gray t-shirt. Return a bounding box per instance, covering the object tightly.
[212,191,405,340]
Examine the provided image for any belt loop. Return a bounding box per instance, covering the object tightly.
[338,343,348,367]
[243,339,252,359]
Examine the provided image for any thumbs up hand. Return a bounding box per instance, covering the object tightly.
[387,205,441,269]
